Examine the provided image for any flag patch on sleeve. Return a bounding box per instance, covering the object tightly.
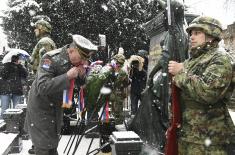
[42,59,52,69]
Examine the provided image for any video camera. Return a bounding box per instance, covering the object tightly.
[130,60,139,69]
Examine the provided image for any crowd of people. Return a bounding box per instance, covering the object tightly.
[0,13,235,155]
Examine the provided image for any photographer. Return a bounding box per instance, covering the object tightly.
[129,55,147,115]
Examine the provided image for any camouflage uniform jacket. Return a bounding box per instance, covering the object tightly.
[31,34,56,73]
[173,44,235,145]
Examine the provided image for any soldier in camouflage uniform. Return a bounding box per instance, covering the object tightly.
[85,54,129,153]
[168,16,235,155]
[109,54,129,124]
[85,54,129,124]
[30,19,56,73]
[28,19,57,154]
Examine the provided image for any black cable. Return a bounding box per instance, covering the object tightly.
[86,137,95,155]
[71,94,107,155]
[63,117,80,153]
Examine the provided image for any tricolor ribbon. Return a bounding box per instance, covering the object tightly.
[79,87,85,111]
[101,98,110,122]
[62,79,75,108]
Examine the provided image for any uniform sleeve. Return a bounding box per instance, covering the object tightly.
[30,45,38,64]
[174,55,232,104]
[38,40,56,58]
[36,55,70,95]
[30,39,56,66]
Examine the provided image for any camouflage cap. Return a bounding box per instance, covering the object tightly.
[35,19,52,33]
[186,16,222,41]
[112,54,126,65]
[72,34,98,59]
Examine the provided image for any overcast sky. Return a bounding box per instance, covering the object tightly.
[0,0,235,54]
[0,0,7,54]
[185,0,235,28]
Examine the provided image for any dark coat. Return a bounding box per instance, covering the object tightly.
[0,62,28,95]
[130,67,147,95]
[25,46,84,149]
[0,78,8,95]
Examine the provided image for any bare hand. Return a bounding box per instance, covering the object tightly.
[67,66,86,80]
[168,61,184,76]
[76,65,86,78]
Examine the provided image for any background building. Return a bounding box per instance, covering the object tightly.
[222,22,235,52]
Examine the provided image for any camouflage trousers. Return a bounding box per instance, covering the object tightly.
[111,100,124,124]
[178,140,227,155]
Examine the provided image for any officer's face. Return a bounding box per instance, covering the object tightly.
[68,48,87,66]
[189,29,206,48]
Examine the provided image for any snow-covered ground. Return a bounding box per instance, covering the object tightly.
[8,135,101,155]
[229,109,235,126]
[1,99,235,155]
[0,104,107,155]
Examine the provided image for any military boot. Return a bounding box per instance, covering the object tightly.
[28,145,35,154]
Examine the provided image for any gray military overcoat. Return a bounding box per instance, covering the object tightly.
[25,45,81,149]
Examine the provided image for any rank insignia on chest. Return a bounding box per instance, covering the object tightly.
[42,58,52,69]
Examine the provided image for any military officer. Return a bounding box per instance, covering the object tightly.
[25,34,97,155]
[30,19,56,73]
[168,16,235,154]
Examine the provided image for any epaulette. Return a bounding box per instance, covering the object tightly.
[46,48,62,57]
[38,37,53,43]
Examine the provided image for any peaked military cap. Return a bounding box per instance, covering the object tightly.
[72,34,98,59]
